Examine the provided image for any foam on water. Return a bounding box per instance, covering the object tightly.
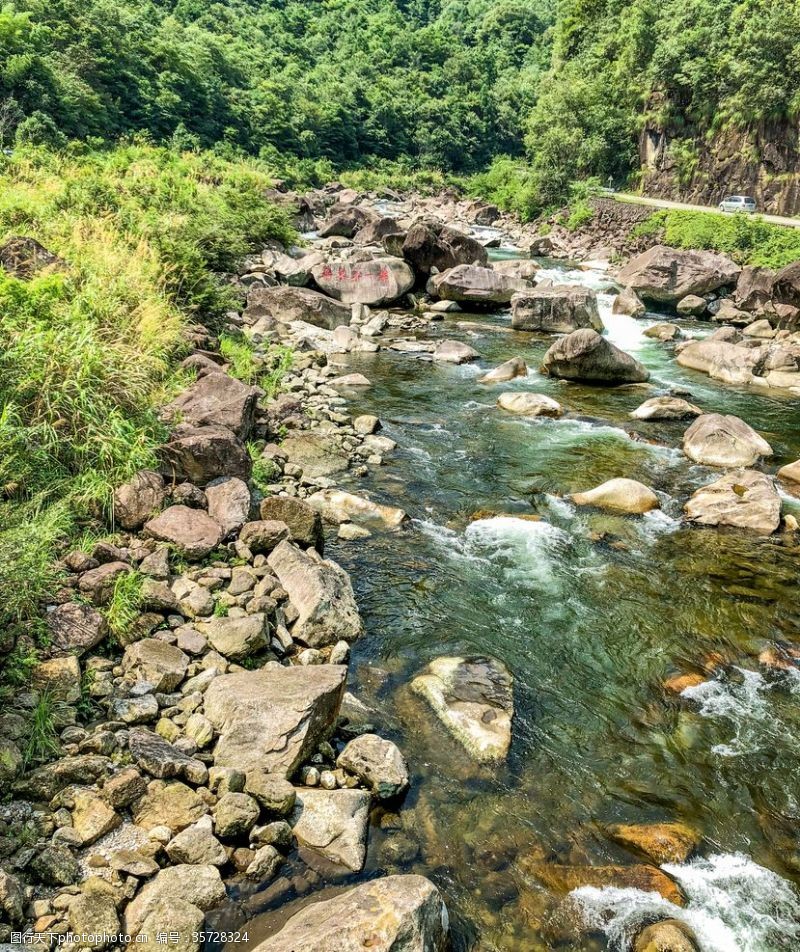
[572,853,800,951]
[464,516,569,589]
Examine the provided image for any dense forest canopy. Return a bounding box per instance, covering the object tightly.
[1,0,800,199]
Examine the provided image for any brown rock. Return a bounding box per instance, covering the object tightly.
[113,471,166,530]
[607,822,700,864]
[143,506,222,560]
[159,424,252,486]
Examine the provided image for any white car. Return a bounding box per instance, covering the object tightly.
[718,195,756,213]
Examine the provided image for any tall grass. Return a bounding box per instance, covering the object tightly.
[0,143,295,646]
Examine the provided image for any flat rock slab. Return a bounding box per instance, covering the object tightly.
[411,656,513,763]
[684,469,781,535]
[143,506,222,560]
[204,665,346,776]
[291,788,371,871]
[280,432,351,479]
[251,874,448,952]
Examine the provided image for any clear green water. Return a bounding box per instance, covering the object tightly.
[225,264,800,951]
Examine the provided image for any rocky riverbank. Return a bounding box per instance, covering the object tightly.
[4,180,800,952]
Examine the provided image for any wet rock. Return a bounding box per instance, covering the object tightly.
[617,246,740,304]
[164,372,260,438]
[312,257,414,306]
[432,340,480,364]
[634,920,699,952]
[268,541,363,648]
[630,397,701,421]
[239,520,290,553]
[571,478,660,514]
[245,286,351,330]
[613,287,646,317]
[411,656,513,762]
[607,822,700,864]
[48,602,109,657]
[684,469,781,535]
[291,788,371,871]
[132,780,208,832]
[128,728,208,785]
[525,862,686,905]
[682,413,773,468]
[430,264,528,305]
[197,614,268,660]
[280,431,351,479]
[205,477,251,537]
[251,874,448,952]
[246,844,283,881]
[308,488,407,529]
[122,640,189,693]
[124,864,226,935]
[496,392,563,417]
[511,285,603,333]
[478,356,528,384]
[160,424,252,486]
[143,505,223,560]
[32,656,81,703]
[113,471,166,530]
[337,734,409,800]
[541,329,650,384]
[643,322,684,341]
[675,338,764,386]
[204,665,346,775]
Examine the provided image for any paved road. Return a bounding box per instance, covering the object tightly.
[611,192,800,229]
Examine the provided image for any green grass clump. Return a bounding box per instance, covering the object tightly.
[105,571,144,638]
[24,691,62,768]
[632,210,800,270]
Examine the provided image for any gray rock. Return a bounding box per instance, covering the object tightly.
[159,424,252,486]
[245,844,283,881]
[239,520,290,553]
[48,602,109,657]
[312,257,414,306]
[132,781,208,832]
[432,340,480,364]
[430,264,526,305]
[496,392,563,417]
[197,614,268,660]
[213,792,260,838]
[166,825,227,866]
[244,286,351,330]
[143,505,223,560]
[122,640,189,693]
[245,770,297,815]
[134,897,205,952]
[164,372,261,438]
[337,734,409,800]
[113,470,166,530]
[630,397,702,421]
[617,246,741,304]
[541,329,649,384]
[108,694,159,725]
[205,477,251,538]
[511,285,603,333]
[31,845,80,886]
[291,788,371,871]
[124,865,226,935]
[259,496,324,551]
[280,432,351,479]
[128,728,208,785]
[613,287,646,317]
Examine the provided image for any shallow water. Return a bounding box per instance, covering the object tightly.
[227,258,800,950]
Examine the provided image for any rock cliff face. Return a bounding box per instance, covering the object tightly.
[639,118,800,215]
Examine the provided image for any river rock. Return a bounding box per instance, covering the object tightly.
[607,822,699,864]
[411,656,513,762]
[251,874,448,952]
[244,286,351,330]
[239,520,290,553]
[48,602,109,657]
[143,506,222,560]
[67,787,122,846]
[166,825,227,866]
[0,870,24,923]
[113,470,166,529]
[617,246,740,304]
[634,920,699,952]
[432,340,480,363]
[777,459,800,489]
[525,862,685,906]
[354,216,403,246]
[311,257,414,306]
[541,329,649,383]
[496,392,563,417]
[214,792,260,838]
[743,318,776,339]
[205,477,251,537]
[308,488,408,529]
[280,431,351,479]
[268,540,363,647]
[682,413,773,467]
[643,322,683,341]
[613,287,646,317]
[493,258,540,282]
[122,639,189,693]
[676,294,707,316]
[204,665,346,775]
[630,397,702,421]
[260,496,324,551]
[675,338,763,386]
[571,478,659,514]
[245,770,296,815]
[337,734,409,800]
[318,206,377,239]
[68,886,120,950]
[510,285,603,333]
[197,614,268,660]
[430,264,528,305]
[164,372,260,439]
[132,780,208,832]
[124,864,226,936]
[291,788,371,871]
[78,561,130,604]
[160,424,252,486]
[400,221,488,276]
[479,357,528,384]
[684,469,781,535]
[128,728,208,785]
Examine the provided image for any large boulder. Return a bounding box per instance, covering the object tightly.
[772,260,800,310]
[354,216,404,246]
[244,286,351,330]
[684,469,781,535]
[311,258,414,306]
[735,265,776,313]
[630,397,702,421]
[617,246,740,304]
[318,206,377,239]
[143,506,222,560]
[308,488,408,529]
[410,656,513,763]
[113,471,166,530]
[541,329,649,384]
[682,413,772,468]
[496,392,563,417]
[251,875,448,952]
[675,338,764,386]
[571,478,660,515]
[268,541,363,648]
[159,424,252,486]
[606,822,699,865]
[164,373,260,439]
[401,221,488,275]
[429,265,528,305]
[510,285,603,334]
[291,788,371,871]
[204,665,346,775]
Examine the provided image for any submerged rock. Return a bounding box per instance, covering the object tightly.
[479,356,528,384]
[541,329,649,384]
[308,488,408,529]
[251,874,448,952]
[410,656,513,763]
[684,469,781,535]
[525,862,686,906]
[643,322,684,342]
[682,413,773,468]
[496,392,563,417]
[571,478,660,514]
[630,397,701,420]
[511,285,603,334]
[606,822,700,864]
[291,788,371,871]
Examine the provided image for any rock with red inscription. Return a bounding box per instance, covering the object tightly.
[312,258,414,306]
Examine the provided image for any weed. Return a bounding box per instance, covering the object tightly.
[105,571,143,638]
[259,345,294,399]
[24,691,61,767]
[213,600,229,618]
[220,333,259,384]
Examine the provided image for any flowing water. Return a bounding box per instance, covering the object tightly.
[232,249,800,950]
